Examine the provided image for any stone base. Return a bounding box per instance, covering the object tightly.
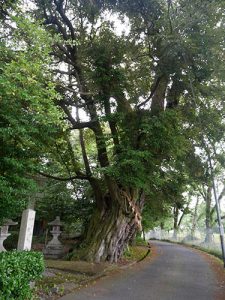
[43,245,64,259]
[0,233,10,252]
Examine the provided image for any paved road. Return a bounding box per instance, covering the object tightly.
[60,241,219,300]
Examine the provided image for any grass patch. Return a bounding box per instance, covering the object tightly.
[34,271,90,299]
[189,245,223,261]
[123,246,149,261]
[45,259,108,275]
[36,272,87,290]
[134,236,148,246]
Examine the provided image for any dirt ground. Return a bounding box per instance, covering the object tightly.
[35,245,150,300]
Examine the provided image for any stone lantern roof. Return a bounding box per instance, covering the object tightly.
[2,219,18,226]
[48,216,63,226]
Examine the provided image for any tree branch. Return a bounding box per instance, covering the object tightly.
[137,76,162,108]
[53,69,75,75]
[59,101,95,129]
[38,171,89,181]
[54,0,76,40]
[44,14,68,40]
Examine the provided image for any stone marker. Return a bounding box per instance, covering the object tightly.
[17,209,36,250]
[43,216,64,259]
[0,219,18,252]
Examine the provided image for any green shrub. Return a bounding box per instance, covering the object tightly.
[0,251,45,300]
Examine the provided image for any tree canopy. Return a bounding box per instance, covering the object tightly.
[0,0,225,261]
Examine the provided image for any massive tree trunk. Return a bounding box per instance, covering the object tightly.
[81,189,144,263]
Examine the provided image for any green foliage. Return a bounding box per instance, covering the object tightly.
[36,179,94,232]
[142,200,172,231]
[0,0,18,19]
[0,14,62,223]
[134,236,148,246]
[105,110,189,191]
[0,251,45,300]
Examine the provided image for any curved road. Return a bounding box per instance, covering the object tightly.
[60,241,219,300]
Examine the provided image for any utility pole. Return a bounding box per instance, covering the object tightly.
[208,154,225,268]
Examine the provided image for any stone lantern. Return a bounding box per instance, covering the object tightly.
[0,219,18,252]
[43,216,64,259]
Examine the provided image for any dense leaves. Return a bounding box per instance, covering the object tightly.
[0,251,44,299]
[0,14,62,223]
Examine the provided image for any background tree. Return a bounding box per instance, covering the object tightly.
[0,12,62,223]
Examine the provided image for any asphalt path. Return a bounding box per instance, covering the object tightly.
[60,241,219,300]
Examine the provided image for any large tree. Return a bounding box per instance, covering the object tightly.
[22,0,225,262]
